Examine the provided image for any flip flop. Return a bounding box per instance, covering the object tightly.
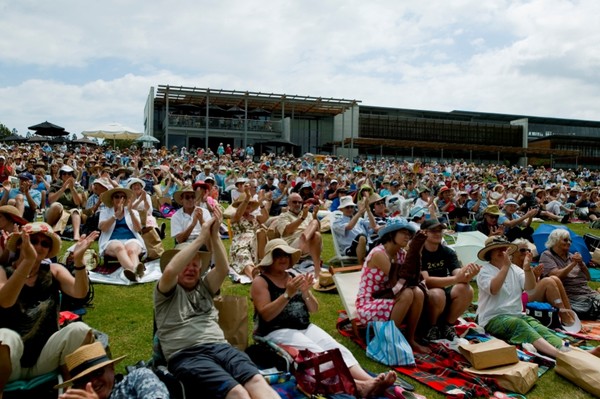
[385,386,427,399]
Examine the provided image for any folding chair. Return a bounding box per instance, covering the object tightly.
[4,372,63,399]
[328,211,360,267]
[332,269,363,338]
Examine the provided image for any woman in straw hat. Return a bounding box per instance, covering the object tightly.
[98,187,146,282]
[250,239,397,398]
[0,226,98,395]
[230,186,269,280]
[476,236,600,358]
[56,342,168,399]
[356,217,430,354]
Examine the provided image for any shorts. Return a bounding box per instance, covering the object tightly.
[485,314,563,348]
[345,234,367,257]
[168,343,259,399]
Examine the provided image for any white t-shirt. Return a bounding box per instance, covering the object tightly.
[476,262,525,328]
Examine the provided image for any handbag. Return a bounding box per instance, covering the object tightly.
[556,347,600,397]
[292,348,357,397]
[142,228,165,260]
[366,321,415,366]
[525,301,560,328]
[214,295,248,350]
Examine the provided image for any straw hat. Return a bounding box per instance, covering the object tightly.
[232,193,259,208]
[6,222,62,258]
[101,188,134,207]
[368,193,388,205]
[0,205,27,226]
[126,178,145,189]
[173,186,200,206]
[258,239,301,267]
[483,205,502,216]
[159,242,211,273]
[313,271,336,292]
[55,342,126,389]
[477,236,517,261]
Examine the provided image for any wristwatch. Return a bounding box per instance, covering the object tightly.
[283,292,290,300]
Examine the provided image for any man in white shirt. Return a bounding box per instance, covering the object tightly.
[171,187,211,244]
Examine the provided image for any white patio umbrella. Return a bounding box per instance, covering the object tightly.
[81,122,143,146]
[136,135,160,148]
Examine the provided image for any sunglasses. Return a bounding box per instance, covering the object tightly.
[182,194,196,200]
[518,248,531,253]
[112,194,127,199]
[30,237,53,249]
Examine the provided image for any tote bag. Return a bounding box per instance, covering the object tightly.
[366,320,415,366]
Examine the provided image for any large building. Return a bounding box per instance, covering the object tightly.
[144,85,600,169]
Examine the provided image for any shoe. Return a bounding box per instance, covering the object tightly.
[561,214,570,224]
[123,269,138,282]
[136,262,145,279]
[439,323,457,341]
[424,325,441,342]
[159,222,166,239]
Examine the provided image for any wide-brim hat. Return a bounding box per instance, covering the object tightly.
[101,188,134,207]
[126,178,145,189]
[483,205,502,216]
[0,205,28,226]
[477,236,517,261]
[232,193,259,208]
[173,186,200,206]
[92,178,112,190]
[378,217,416,238]
[368,193,388,205]
[55,342,126,389]
[313,271,336,292]
[160,242,211,273]
[7,222,62,258]
[560,309,582,333]
[338,195,356,209]
[258,238,301,267]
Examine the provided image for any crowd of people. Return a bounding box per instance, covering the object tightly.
[1,140,600,397]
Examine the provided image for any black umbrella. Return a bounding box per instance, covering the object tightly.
[227,105,246,115]
[73,137,98,145]
[250,107,271,115]
[28,121,68,137]
[1,134,27,143]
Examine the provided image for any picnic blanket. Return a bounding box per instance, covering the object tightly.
[561,320,600,341]
[336,316,499,398]
[89,259,162,285]
[589,267,600,282]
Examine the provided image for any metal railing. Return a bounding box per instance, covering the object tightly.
[166,115,281,133]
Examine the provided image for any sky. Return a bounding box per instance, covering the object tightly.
[1,0,600,138]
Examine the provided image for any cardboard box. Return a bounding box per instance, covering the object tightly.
[465,361,538,394]
[458,338,519,370]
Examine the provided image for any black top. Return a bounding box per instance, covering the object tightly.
[421,245,461,278]
[253,273,310,337]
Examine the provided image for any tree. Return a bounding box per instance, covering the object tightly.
[72,133,77,141]
[0,123,11,138]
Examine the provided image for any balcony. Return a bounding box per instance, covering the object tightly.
[165,114,282,133]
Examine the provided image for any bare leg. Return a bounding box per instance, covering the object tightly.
[45,202,63,227]
[446,283,473,324]
[256,229,267,262]
[105,242,135,271]
[71,212,81,240]
[14,194,25,216]
[299,229,322,277]
[242,374,280,399]
[532,338,560,358]
[391,287,429,354]
[352,367,396,398]
[529,278,574,325]
[357,235,367,265]
[425,288,446,326]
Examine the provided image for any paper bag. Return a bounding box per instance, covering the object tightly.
[459,338,519,369]
[214,295,248,350]
[142,228,164,260]
[465,361,538,394]
[556,347,600,397]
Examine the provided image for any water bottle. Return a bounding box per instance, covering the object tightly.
[35,209,44,223]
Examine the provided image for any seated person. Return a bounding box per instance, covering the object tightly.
[270,179,289,216]
[251,239,396,398]
[56,342,169,399]
[82,178,111,234]
[475,236,600,358]
[540,229,600,320]
[475,205,505,237]
[0,205,27,233]
[420,220,480,341]
[331,196,372,265]
[46,165,84,241]
[466,186,488,221]
[0,172,42,222]
[171,187,211,244]
[275,193,323,277]
[365,193,389,248]
[0,226,97,396]
[500,199,537,242]
[355,217,430,353]
[511,238,576,326]
[155,207,280,399]
[98,188,146,282]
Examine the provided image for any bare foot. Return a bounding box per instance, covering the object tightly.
[559,309,575,326]
[409,340,431,354]
[356,371,396,398]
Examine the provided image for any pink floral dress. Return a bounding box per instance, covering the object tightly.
[355,244,406,325]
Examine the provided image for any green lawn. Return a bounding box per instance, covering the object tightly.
[74,220,599,399]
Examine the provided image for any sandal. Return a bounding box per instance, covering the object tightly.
[136,262,146,278]
[385,386,427,399]
[123,269,138,282]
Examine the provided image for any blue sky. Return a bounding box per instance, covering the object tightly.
[1,0,600,138]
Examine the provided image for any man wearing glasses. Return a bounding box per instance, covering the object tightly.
[420,220,481,342]
[171,186,211,244]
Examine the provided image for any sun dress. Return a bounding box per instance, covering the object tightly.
[230,216,259,274]
[355,244,406,325]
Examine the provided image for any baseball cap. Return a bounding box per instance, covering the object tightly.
[18,172,34,181]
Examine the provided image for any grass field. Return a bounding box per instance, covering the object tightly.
[72,220,599,399]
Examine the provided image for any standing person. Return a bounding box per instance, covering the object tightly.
[420,220,480,341]
[251,239,396,398]
[355,218,430,354]
[98,187,146,282]
[0,227,98,397]
[155,208,280,399]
